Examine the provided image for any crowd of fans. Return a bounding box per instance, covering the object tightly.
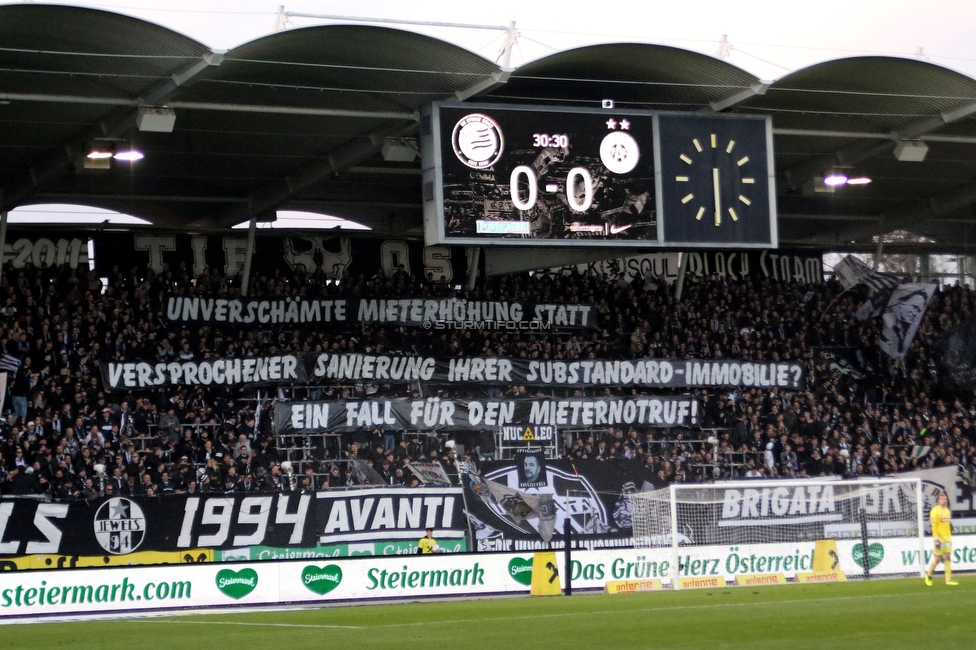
[0,254,974,501]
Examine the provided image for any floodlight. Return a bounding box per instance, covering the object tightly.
[893,140,928,162]
[136,106,176,132]
[86,140,114,159]
[114,148,144,162]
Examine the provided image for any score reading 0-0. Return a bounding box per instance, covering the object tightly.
[436,103,658,242]
[513,131,594,213]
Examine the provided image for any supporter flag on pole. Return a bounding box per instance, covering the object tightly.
[0,353,20,416]
[406,461,452,486]
[942,312,976,388]
[910,445,931,459]
[833,254,899,291]
[833,255,878,290]
[832,255,900,321]
[253,390,263,432]
[855,283,898,322]
[0,353,21,374]
[879,283,938,360]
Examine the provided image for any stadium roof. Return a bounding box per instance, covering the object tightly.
[4,4,976,250]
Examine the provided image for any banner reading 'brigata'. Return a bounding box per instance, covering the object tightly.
[102,353,803,391]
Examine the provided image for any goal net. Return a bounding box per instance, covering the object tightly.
[629,478,925,588]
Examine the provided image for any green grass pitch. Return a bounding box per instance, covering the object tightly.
[2,576,974,650]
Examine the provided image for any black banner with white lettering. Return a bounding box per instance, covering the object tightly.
[276,396,698,434]
[163,295,598,329]
[0,489,467,559]
[0,464,689,558]
[102,353,803,391]
[2,470,972,561]
[0,466,682,557]
[3,232,473,281]
[101,355,304,390]
[557,249,823,285]
[4,233,820,288]
[90,233,471,282]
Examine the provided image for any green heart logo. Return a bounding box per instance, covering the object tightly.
[302,565,343,595]
[215,568,258,599]
[852,542,884,569]
[508,557,533,586]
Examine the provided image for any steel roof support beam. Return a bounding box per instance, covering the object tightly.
[783,97,976,190]
[778,240,976,254]
[214,120,419,228]
[0,51,225,212]
[707,82,769,113]
[0,92,418,121]
[774,128,976,145]
[828,182,976,243]
[455,69,511,102]
[214,67,509,229]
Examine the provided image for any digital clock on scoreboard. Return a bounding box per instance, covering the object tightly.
[421,102,776,248]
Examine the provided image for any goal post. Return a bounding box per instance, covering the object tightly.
[629,478,926,589]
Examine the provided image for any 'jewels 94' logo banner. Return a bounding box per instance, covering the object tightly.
[93,498,146,554]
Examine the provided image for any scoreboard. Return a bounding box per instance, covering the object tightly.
[421,102,776,248]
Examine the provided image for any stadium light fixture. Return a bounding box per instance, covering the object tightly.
[818,173,872,188]
[136,106,176,133]
[381,137,419,162]
[113,147,144,162]
[893,139,928,162]
[86,140,114,160]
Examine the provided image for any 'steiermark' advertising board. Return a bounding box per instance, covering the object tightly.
[3,537,972,618]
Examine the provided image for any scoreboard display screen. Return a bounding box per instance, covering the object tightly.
[421,102,776,249]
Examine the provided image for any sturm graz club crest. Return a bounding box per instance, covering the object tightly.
[452,114,504,169]
[93,497,147,554]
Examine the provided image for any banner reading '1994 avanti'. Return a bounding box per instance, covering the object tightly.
[0,489,467,559]
[102,352,803,391]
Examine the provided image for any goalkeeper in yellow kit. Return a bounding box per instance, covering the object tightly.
[925,491,958,586]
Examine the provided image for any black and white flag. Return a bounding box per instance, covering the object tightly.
[833,255,899,293]
[942,312,976,388]
[880,283,937,359]
[0,353,22,374]
[855,284,896,321]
